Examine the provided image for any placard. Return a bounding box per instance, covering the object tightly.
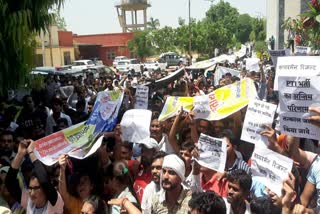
[278,76,320,140]
[241,99,277,147]
[195,134,227,173]
[251,147,293,196]
[269,49,290,67]
[134,85,149,109]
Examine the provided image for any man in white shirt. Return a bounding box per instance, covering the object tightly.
[141,151,166,213]
[46,97,72,135]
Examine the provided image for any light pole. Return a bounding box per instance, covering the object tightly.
[188,0,192,64]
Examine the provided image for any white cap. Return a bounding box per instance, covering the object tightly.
[139,137,159,150]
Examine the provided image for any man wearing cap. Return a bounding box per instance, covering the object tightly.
[151,154,191,214]
[133,137,159,203]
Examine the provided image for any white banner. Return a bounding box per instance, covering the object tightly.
[269,49,290,67]
[245,58,260,72]
[241,99,277,148]
[278,76,320,140]
[274,56,320,90]
[251,147,293,196]
[134,85,149,109]
[196,134,227,173]
[120,109,152,143]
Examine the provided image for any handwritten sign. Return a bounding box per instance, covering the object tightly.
[120,109,152,143]
[251,147,293,196]
[241,99,277,147]
[196,134,227,173]
[269,49,290,67]
[134,85,149,109]
[274,56,320,90]
[278,76,320,140]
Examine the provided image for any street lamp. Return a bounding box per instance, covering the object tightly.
[188,0,191,61]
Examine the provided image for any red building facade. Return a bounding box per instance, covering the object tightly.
[73,32,134,66]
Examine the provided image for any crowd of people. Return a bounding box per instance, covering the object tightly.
[0,54,320,214]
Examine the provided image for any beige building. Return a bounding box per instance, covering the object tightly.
[266,0,309,49]
[35,25,75,67]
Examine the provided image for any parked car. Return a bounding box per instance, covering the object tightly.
[116,59,141,74]
[71,60,95,70]
[143,59,167,72]
[160,52,187,67]
[113,56,128,67]
[31,67,65,76]
[83,65,115,78]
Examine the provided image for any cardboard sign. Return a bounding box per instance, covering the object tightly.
[278,76,320,140]
[245,58,260,72]
[120,109,152,143]
[274,56,320,90]
[241,99,277,147]
[196,134,227,173]
[251,147,293,196]
[134,85,149,109]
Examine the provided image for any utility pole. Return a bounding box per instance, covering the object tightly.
[188,0,192,64]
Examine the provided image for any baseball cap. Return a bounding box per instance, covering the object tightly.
[139,137,159,150]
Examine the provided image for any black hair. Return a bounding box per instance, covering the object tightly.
[22,95,33,108]
[121,142,133,151]
[250,196,281,214]
[227,169,252,193]
[56,118,68,126]
[83,195,106,214]
[180,141,195,153]
[0,130,14,139]
[151,151,167,163]
[219,129,239,146]
[189,191,226,214]
[76,99,86,108]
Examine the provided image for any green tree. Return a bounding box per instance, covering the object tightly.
[52,7,67,30]
[0,0,64,95]
[205,0,239,37]
[236,14,253,43]
[147,17,160,30]
[128,31,153,59]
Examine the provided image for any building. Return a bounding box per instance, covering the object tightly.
[73,32,135,66]
[266,0,309,50]
[35,25,75,67]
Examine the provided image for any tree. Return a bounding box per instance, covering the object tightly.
[128,31,153,59]
[147,17,160,30]
[52,7,67,30]
[236,14,253,43]
[0,0,64,95]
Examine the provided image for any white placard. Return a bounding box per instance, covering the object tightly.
[278,76,320,140]
[241,99,277,147]
[274,56,320,90]
[120,109,152,143]
[134,85,149,109]
[251,147,293,196]
[196,134,227,173]
[269,49,290,67]
[245,58,260,72]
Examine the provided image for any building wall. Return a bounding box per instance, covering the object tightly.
[58,31,73,47]
[35,47,75,67]
[267,0,310,50]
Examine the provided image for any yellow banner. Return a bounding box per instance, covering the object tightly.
[159,78,257,121]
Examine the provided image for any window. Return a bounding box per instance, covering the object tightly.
[63,52,71,65]
[34,54,43,67]
[107,50,116,60]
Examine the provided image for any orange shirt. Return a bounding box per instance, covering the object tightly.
[201,174,228,197]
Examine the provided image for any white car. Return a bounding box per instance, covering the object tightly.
[71,60,95,70]
[113,56,128,67]
[143,60,167,72]
[116,59,141,74]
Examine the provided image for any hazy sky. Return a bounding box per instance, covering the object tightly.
[60,0,266,35]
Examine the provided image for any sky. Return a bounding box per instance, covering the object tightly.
[60,0,266,35]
